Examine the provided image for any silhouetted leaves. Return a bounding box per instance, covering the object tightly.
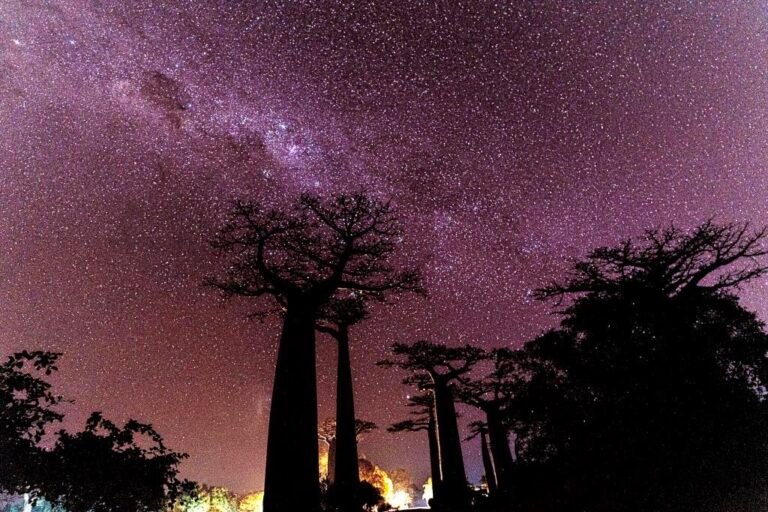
[0,351,64,496]
[1,352,192,512]
[40,412,193,512]
[512,221,768,511]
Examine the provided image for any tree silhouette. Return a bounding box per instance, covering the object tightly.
[325,480,383,512]
[316,296,372,511]
[514,222,768,511]
[388,393,441,501]
[0,351,64,497]
[379,341,485,512]
[453,348,518,499]
[317,416,377,485]
[2,351,191,512]
[465,422,497,498]
[41,412,193,512]
[209,192,421,512]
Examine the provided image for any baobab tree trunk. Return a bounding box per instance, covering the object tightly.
[480,430,498,497]
[327,438,337,482]
[432,378,470,512]
[486,408,515,497]
[264,303,320,512]
[333,326,361,511]
[427,402,442,503]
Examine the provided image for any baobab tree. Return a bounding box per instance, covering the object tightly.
[209,193,421,512]
[388,394,442,504]
[517,221,768,511]
[379,341,485,512]
[453,348,519,498]
[317,417,377,484]
[316,295,370,509]
[466,422,498,497]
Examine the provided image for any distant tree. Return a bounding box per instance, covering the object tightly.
[42,412,193,512]
[237,491,265,512]
[317,416,377,485]
[0,351,63,497]
[316,296,375,512]
[387,394,442,499]
[516,222,768,511]
[379,341,485,512]
[465,422,497,498]
[387,468,418,506]
[318,417,338,480]
[170,485,237,512]
[208,193,421,512]
[453,348,518,498]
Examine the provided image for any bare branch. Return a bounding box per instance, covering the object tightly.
[536,221,768,301]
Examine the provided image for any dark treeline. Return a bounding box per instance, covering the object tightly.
[3,192,768,512]
[382,221,768,512]
[0,352,193,512]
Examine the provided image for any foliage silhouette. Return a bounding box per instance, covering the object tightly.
[0,351,64,497]
[511,222,768,511]
[1,352,192,512]
[380,341,484,511]
[324,480,383,512]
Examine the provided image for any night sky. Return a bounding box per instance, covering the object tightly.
[2,0,768,494]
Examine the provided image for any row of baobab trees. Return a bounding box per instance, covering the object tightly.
[381,342,518,510]
[208,192,515,512]
[206,192,768,512]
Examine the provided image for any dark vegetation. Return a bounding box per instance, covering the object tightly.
[0,352,192,512]
[381,221,768,512]
[3,191,767,512]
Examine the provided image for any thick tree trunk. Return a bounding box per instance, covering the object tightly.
[432,378,470,512]
[327,438,337,483]
[333,327,361,511]
[427,403,442,503]
[264,303,320,512]
[486,408,515,496]
[480,430,498,496]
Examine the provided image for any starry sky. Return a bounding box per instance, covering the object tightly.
[2,0,768,494]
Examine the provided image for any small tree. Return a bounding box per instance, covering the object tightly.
[379,341,485,512]
[453,348,519,497]
[388,394,441,500]
[209,193,421,512]
[43,412,193,512]
[0,351,64,496]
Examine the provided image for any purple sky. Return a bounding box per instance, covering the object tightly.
[1,0,768,493]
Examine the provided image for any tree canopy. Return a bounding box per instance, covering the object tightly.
[511,222,768,511]
[208,192,422,312]
[0,351,192,512]
[0,351,64,497]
